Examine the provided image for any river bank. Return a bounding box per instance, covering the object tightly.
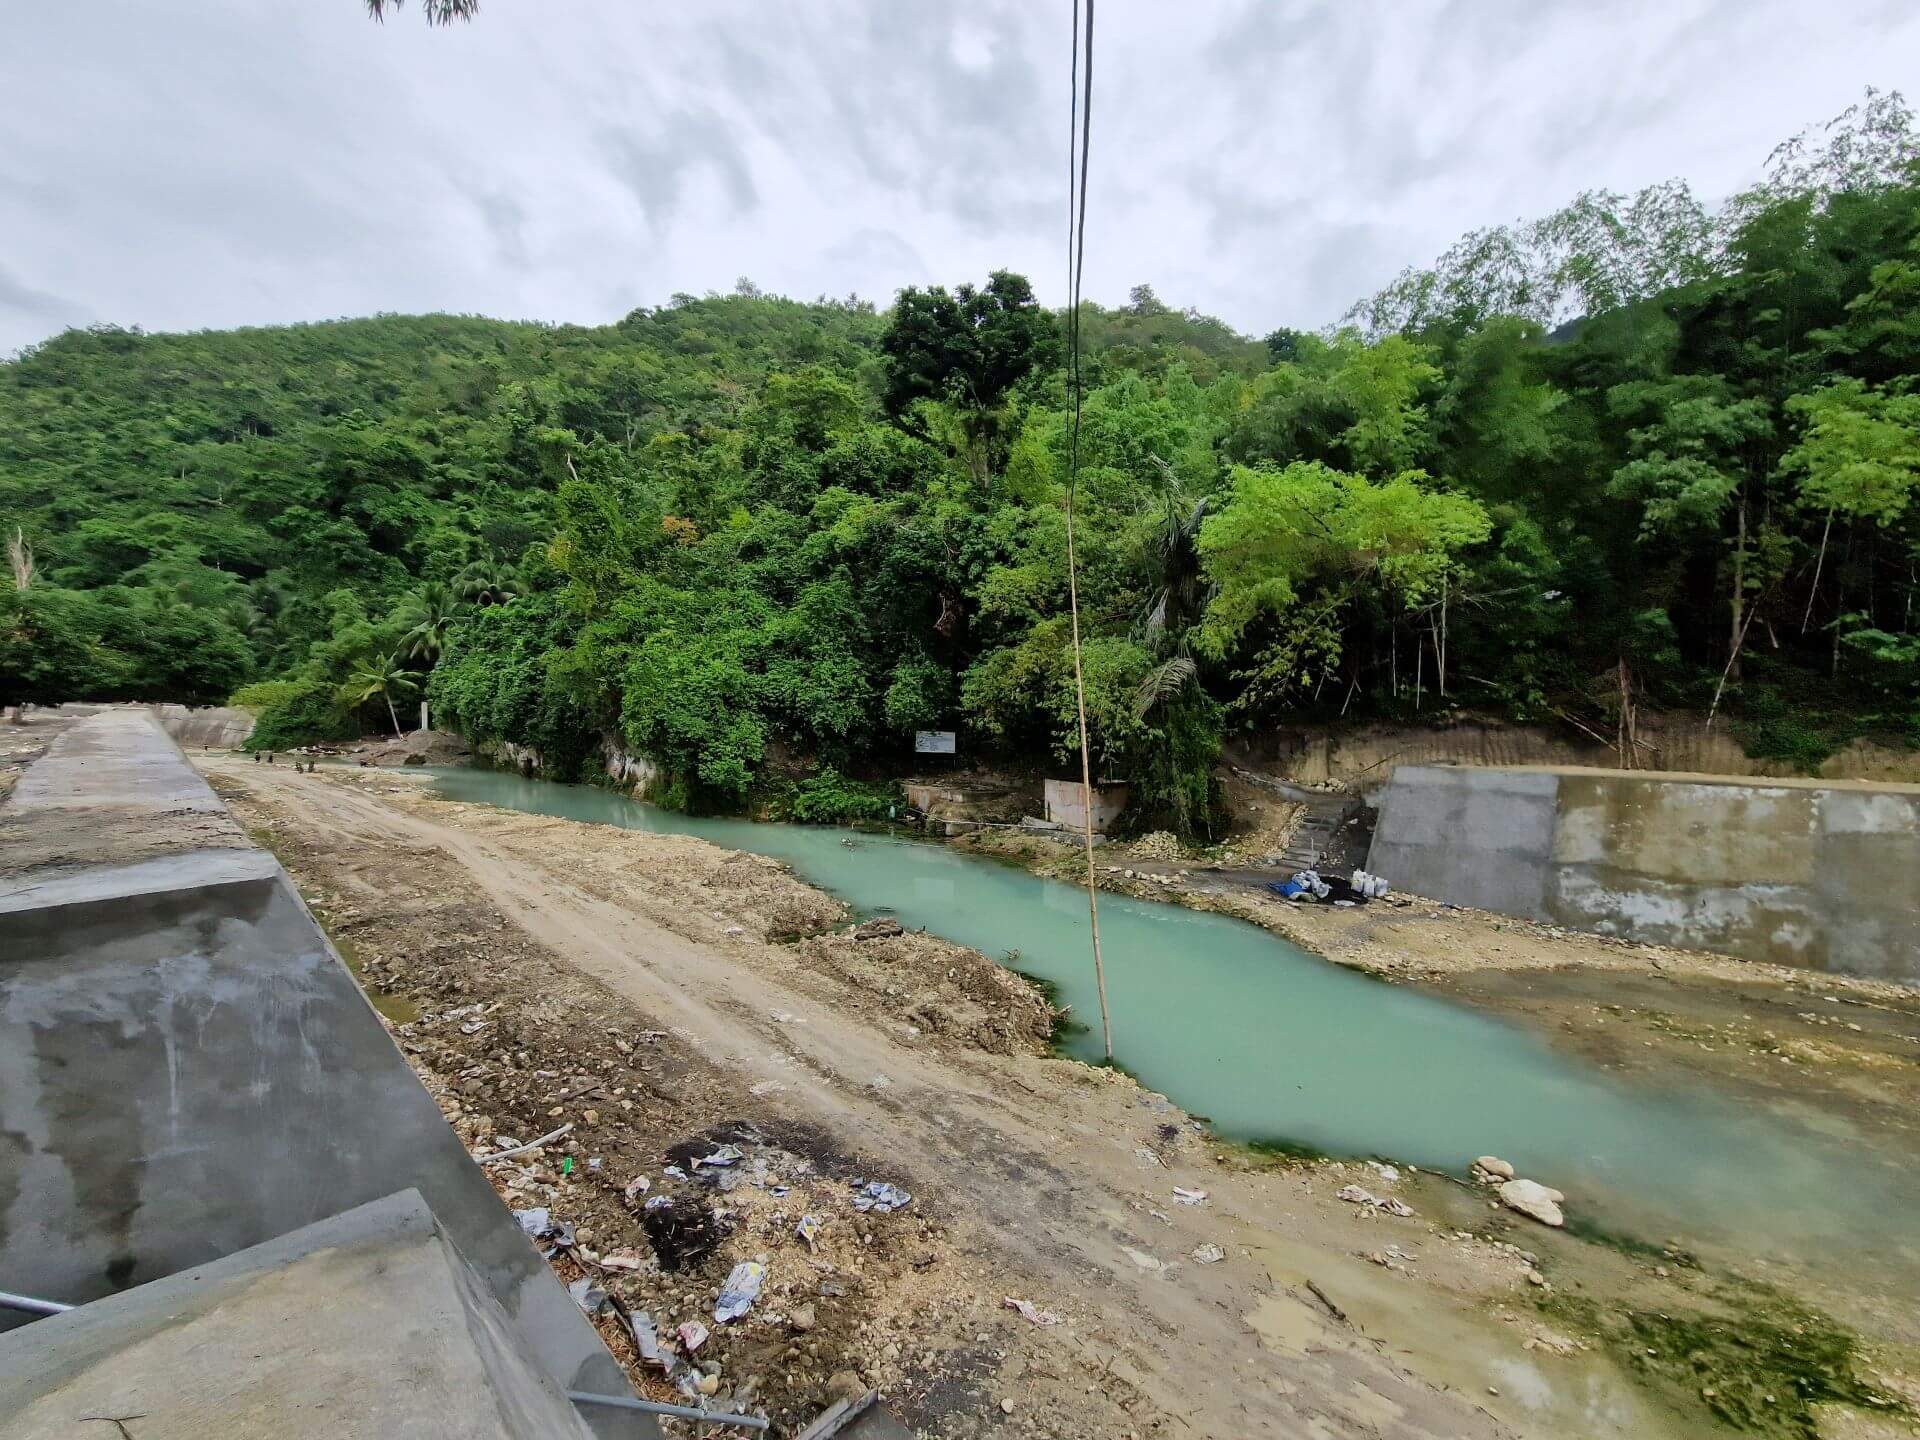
[197,756,1918,1438]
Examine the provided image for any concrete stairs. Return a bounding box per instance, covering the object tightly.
[1276,797,1355,871]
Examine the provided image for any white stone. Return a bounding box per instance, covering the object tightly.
[1474,1155,1516,1180]
[1498,1179,1565,1227]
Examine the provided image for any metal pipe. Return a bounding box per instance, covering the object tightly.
[0,1289,73,1317]
[567,1390,769,1431]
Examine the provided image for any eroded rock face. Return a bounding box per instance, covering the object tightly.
[1498,1178,1565,1227]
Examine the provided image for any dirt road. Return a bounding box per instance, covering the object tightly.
[196,758,1906,1439]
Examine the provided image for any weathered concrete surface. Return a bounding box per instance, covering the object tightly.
[0,711,651,1434]
[0,1190,598,1439]
[148,702,256,749]
[0,709,249,881]
[1044,777,1131,834]
[1368,765,1920,982]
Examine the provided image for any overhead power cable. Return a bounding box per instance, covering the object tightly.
[1061,0,1113,1063]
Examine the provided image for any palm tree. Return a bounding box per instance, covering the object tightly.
[365,0,478,23]
[1132,469,1213,721]
[395,581,463,664]
[344,653,422,736]
[455,557,521,608]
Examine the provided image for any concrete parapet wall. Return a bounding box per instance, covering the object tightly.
[0,712,647,1431]
[1368,765,1920,982]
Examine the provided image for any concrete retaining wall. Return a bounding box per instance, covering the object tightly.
[0,712,649,1433]
[1368,765,1920,982]
[1043,778,1130,834]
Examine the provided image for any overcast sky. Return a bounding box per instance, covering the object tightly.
[3,1,1916,355]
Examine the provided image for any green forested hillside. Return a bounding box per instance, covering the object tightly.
[4,99,1917,827]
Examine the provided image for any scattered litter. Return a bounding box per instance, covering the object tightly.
[560,1157,574,1176]
[796,1214,823,1251]
[629,1309,668,1368]
[587,1156,603,1172]
[1192,1244,1225,1265]
[513,1207,551,1236]
[850,1180,912,1214]
[480,1122,573,1163]
[624,1175,652,1202]
[1002,1297,1063,1326]
[749,1080,789,1097]
[677,1320,710,1353]
[1369,1163,1401,1184]
[1132,1146,1165,1168]
[568,1277,609,1315]
[599,1249,648,1272]
[664,1165,689,1181]
[1172,1187,1208,1205]
[1121,1246,1166,1273]
[1149,1209,1172,1226]
[1338,1185,1416,1218]
[714,1260,766,1322]
[868,1074,893,1089]
[694,1145,744,1170]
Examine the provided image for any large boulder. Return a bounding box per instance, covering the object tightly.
[1498,1178,1565,1227]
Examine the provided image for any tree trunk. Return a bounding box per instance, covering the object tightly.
[1728,493,1747,680]
[1800,510,1833,633]
[387,695,403,735]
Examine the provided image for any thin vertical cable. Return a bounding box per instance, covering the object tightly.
[1061,0,1111,1061]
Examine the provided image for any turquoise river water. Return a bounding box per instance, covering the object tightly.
[425,767,1915,1267]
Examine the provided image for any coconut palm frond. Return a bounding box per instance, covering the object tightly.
[1132,655,1197,721]
[366,0,479,25]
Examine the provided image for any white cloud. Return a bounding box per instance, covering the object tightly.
[1,0,1915,353]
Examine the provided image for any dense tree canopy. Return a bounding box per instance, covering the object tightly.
[4,96,1916,818]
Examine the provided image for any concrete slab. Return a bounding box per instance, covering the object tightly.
[0,1190,598,1439]
[0,709,250,881]
[0,711,654,1435]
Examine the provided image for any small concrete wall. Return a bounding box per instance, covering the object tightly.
[1368,765,1920,982]
[1043,778,1130,834]
[147,702,255,749]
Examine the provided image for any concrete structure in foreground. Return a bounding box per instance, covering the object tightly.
[0,711,652,1435]
[1,1190,598,1439]
[1367,764,1920,982]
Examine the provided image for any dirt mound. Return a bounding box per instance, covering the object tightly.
[337,728,473,767]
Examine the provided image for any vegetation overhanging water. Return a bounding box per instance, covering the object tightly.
[424,766,1917,1271]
